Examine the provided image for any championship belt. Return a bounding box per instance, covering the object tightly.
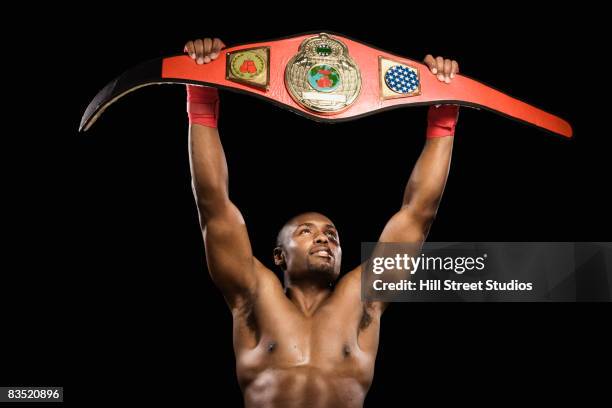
[79,32,572,138]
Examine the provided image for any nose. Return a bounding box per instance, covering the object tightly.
[314,232,329,244]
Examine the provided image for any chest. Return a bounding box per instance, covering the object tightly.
[235,303,377,374]
[264,313,356,362]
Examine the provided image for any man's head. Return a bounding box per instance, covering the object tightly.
[274,212,342,287]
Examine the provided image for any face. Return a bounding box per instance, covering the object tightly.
[274,213,342,286]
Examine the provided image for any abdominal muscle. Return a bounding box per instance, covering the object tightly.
[242,365,368,408]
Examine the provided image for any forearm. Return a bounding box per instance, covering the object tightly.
[402,137,453,215]
[379,139,453,243]
[187,86,229,220]
[401,105,458,221]
[189,125,229,216]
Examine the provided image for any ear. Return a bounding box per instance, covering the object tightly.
[273,246,286,269]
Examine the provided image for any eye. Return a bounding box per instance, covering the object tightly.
[300,228,311,235]
[326,231,337,239]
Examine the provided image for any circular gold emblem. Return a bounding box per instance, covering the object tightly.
[285,33,361,114]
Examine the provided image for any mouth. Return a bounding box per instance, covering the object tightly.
[310,246,333,259]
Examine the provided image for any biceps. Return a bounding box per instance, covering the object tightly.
[202,201,257,301]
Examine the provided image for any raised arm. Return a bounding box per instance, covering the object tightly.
[379,55,460,244]
[185,38,257,309]
[378,125,455,243]
[335,56,460,319]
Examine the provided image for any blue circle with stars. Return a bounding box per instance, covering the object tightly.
[384,65,419,94]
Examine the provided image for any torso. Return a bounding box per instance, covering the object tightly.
[233,263,382,408]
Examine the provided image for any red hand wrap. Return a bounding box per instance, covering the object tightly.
[186,85,219,128]
[426,105,459,138]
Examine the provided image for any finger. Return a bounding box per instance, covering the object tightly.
[444,59,452,83]
[451,60,459,78]
[209,38,224,59]
[194,39,204,64]
[184,41,196,59]
[436,56,445,81]
[202,38,213,63]
[435,56,445,72]
[423,54,437,74]
[203,38,212,56]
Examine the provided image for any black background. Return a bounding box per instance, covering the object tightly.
[6,4,610,406]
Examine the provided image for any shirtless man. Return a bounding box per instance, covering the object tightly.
[183,37,460,408]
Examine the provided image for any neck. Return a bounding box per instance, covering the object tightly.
[285,281,332,316]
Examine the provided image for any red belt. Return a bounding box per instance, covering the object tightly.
[79,32,572,138]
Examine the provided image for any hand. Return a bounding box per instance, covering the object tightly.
[423,55,459,84]
[184,38,226,65]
